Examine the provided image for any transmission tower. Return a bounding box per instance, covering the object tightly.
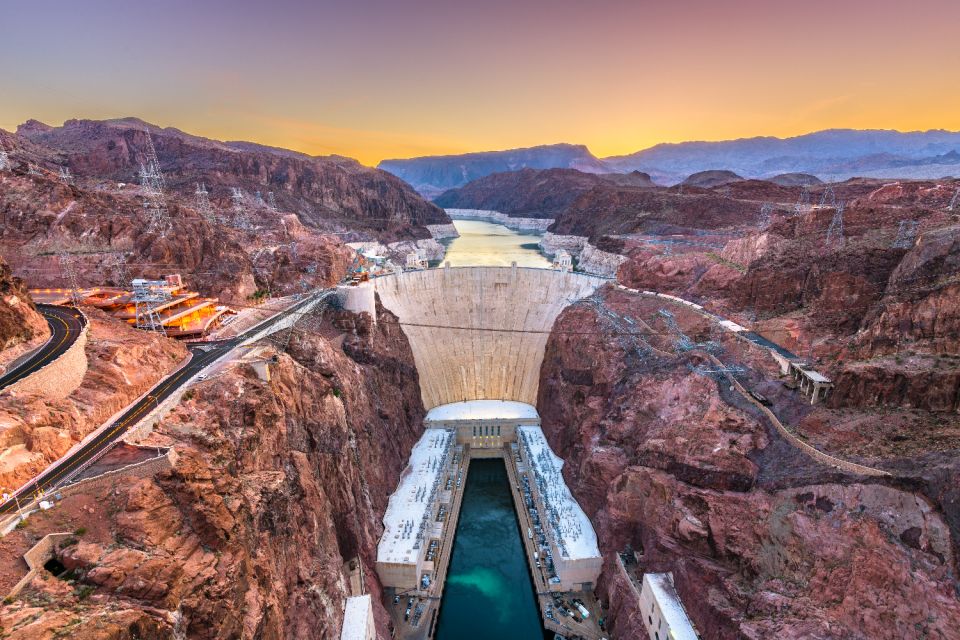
[254,190,265,207]
[949,188,960,211]
[690,362,746,380]
[794,185,811,215]
[657,309,695,351]
[27,164,41,176]
[132,279,171,335]
[194,183,219,223]
[818,186,837,209]
[267,191,277,211]
[57,250,82,307]
[137,131,171,237]
[825,202,846,248]
[0,150,9,171]
[107,253,131,289]
[759,203,774,229]
[230,187,253,230]
[59,166,73,185]
[892,220,919,249]
[140,131,170,237]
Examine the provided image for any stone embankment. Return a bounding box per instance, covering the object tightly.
[426,223,459,240]
[540,233,626,277]
[444,208,554,231]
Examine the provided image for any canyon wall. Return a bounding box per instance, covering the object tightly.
[375,267,605,409]
[0,257,49,372]
[1,302,426,639]
[537,287,960,640]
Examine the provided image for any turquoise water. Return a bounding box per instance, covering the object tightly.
[440,219,552,268]
[435,459,546,639]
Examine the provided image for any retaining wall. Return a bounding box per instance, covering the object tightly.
[445,208,554,232]
[6,532,72,598]
[58,447,178,498]
[3,313,88,400]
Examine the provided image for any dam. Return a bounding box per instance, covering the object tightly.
[354,265,609,639]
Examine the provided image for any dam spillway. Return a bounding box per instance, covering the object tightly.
[374,266,606,409]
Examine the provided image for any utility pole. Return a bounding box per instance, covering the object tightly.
[825,202,846,249]
[892,220,919,249]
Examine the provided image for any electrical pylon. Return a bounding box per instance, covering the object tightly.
[891,220,919,249]
[825,202,845,249]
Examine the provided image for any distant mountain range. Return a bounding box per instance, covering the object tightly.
[378,143,609,199]
[378,129,960,194]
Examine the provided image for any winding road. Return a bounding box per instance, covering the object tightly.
[0,304,86,393]
[0,290,331,517]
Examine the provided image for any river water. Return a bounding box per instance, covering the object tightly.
[435,459,546,639]
[439,219,552,268]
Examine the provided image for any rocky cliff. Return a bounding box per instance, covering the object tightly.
[0,301,425,639]
[433,168,652,218]
[15,118,449,242]
[0,310,187,491]
[0,157,354,303]
[537,287,960,639]
[0,256,49,372]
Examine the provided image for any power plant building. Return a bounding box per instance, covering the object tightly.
[376,428,456,591]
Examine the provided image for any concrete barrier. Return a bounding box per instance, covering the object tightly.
[6,532,72,598]
[58,447,178,498]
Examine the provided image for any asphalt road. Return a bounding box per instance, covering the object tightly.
[0,304,86,392]
[0,291,329,516]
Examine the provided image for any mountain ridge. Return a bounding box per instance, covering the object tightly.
[378,128,960,192]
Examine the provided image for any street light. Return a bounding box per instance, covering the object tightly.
[1,487,24,524]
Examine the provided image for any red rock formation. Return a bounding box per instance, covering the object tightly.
[537,288,960,639]
[0,310,187,490]
[0,256,49,371]
[0,301,425,639]
[15,118,449,241]
[0,167,353,303]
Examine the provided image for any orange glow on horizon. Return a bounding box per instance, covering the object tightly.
[2,0,959,167]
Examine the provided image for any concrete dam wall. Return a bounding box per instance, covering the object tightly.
[374,267,606,409]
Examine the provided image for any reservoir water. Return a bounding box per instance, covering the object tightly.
[435,459,546,639]
[440,219,552,268]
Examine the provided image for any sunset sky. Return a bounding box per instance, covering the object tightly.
[2,0,959,166]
